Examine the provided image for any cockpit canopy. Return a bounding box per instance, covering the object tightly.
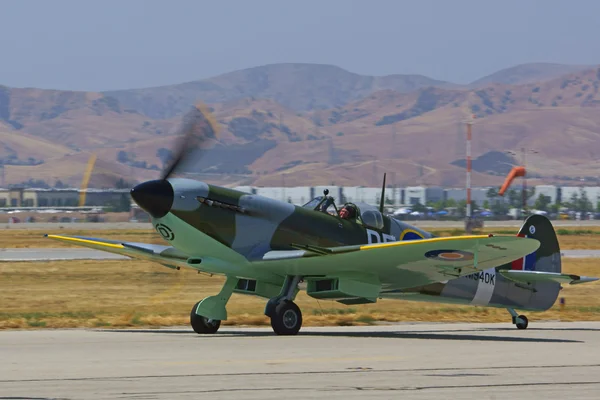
[361,209,384,230]
[302,194,385,230]
[301,196,326,210]
[302,195,337,215]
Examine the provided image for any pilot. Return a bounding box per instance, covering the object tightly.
[339,204,357,220]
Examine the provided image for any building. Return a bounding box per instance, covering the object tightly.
[281,186,312,205]
[2,183,600,211]
[425,187,444,204]
[0,188,128,208]
[404,187,426,205]
[559,186,600,207]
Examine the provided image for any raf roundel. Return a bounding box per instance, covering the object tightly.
[156,223,175,241]
[424,249,475,261]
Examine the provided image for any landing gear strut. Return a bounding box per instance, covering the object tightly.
[507,307,529,330]
[190,276,238,335]
[265,275,303,335]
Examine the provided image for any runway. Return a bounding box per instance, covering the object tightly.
[1,248,599,261]
[1,322,600,399]
[0,248,128,261]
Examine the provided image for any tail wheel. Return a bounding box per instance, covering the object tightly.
[190,301,221,334]
[270,301,302,335]
[516,315,529,330]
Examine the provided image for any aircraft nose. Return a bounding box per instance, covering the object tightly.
[130,179,174,218]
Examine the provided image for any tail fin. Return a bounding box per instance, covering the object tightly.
[512,214,561,274]
[504,215,561,310]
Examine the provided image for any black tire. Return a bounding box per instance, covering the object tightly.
[270,301,302,335]
[516,315,529,330]
[190,301,221,334]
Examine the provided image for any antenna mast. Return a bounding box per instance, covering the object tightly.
[379,173,387,213]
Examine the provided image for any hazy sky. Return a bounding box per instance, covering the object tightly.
[2,0,599,91]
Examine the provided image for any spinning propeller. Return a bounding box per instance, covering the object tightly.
[130,102,220,218]
[160,102,219,180]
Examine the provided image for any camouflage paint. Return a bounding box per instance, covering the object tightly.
[131,180,562,312]
[162,179,432,259]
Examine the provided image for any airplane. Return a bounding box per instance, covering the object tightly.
[46,104,598,335]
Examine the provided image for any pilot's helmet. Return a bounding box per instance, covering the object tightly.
[343,203,357,218]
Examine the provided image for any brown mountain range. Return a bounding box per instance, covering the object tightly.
[1,63,599,189]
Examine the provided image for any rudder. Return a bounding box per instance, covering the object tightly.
[513,214,561,274]
[508,214,561,310]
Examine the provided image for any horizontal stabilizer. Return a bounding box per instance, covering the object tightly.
[500,270,599,285]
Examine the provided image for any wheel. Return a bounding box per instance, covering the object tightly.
[190,301,221,334]
[270,300,302,335]
[516,315,528,330]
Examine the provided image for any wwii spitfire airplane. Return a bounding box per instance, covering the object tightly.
[47,104,597,335]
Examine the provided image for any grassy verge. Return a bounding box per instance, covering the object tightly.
[1,258,599,330]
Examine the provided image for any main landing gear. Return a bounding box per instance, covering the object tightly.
[507,307,529,330]
[189,275,304,335]
[265,275,303,335]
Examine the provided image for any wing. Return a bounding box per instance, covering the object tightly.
[499,270,599,285]
[45,234,190,270]
[254,235,540,289]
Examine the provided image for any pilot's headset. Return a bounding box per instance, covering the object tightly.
[344,203,358,218]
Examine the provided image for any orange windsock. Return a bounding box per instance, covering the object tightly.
[498,166,526,196]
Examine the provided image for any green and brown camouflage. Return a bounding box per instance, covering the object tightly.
[165,179,431,258]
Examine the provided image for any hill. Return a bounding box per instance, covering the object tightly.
[470,63,592,87]
[3,64,600,189]
[103,63,453,118]
[104,62,596,119]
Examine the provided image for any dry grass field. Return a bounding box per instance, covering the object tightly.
[1,258,598,330]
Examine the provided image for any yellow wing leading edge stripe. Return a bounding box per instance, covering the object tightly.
[359,235,492,250]
[46,235,125,249]
[48,234,496,252]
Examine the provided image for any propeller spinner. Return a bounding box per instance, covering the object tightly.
[130,102,219,218]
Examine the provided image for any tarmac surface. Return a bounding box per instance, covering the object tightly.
[1,322,599,399]
[0,248,128,261]
[2,248,599,261]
